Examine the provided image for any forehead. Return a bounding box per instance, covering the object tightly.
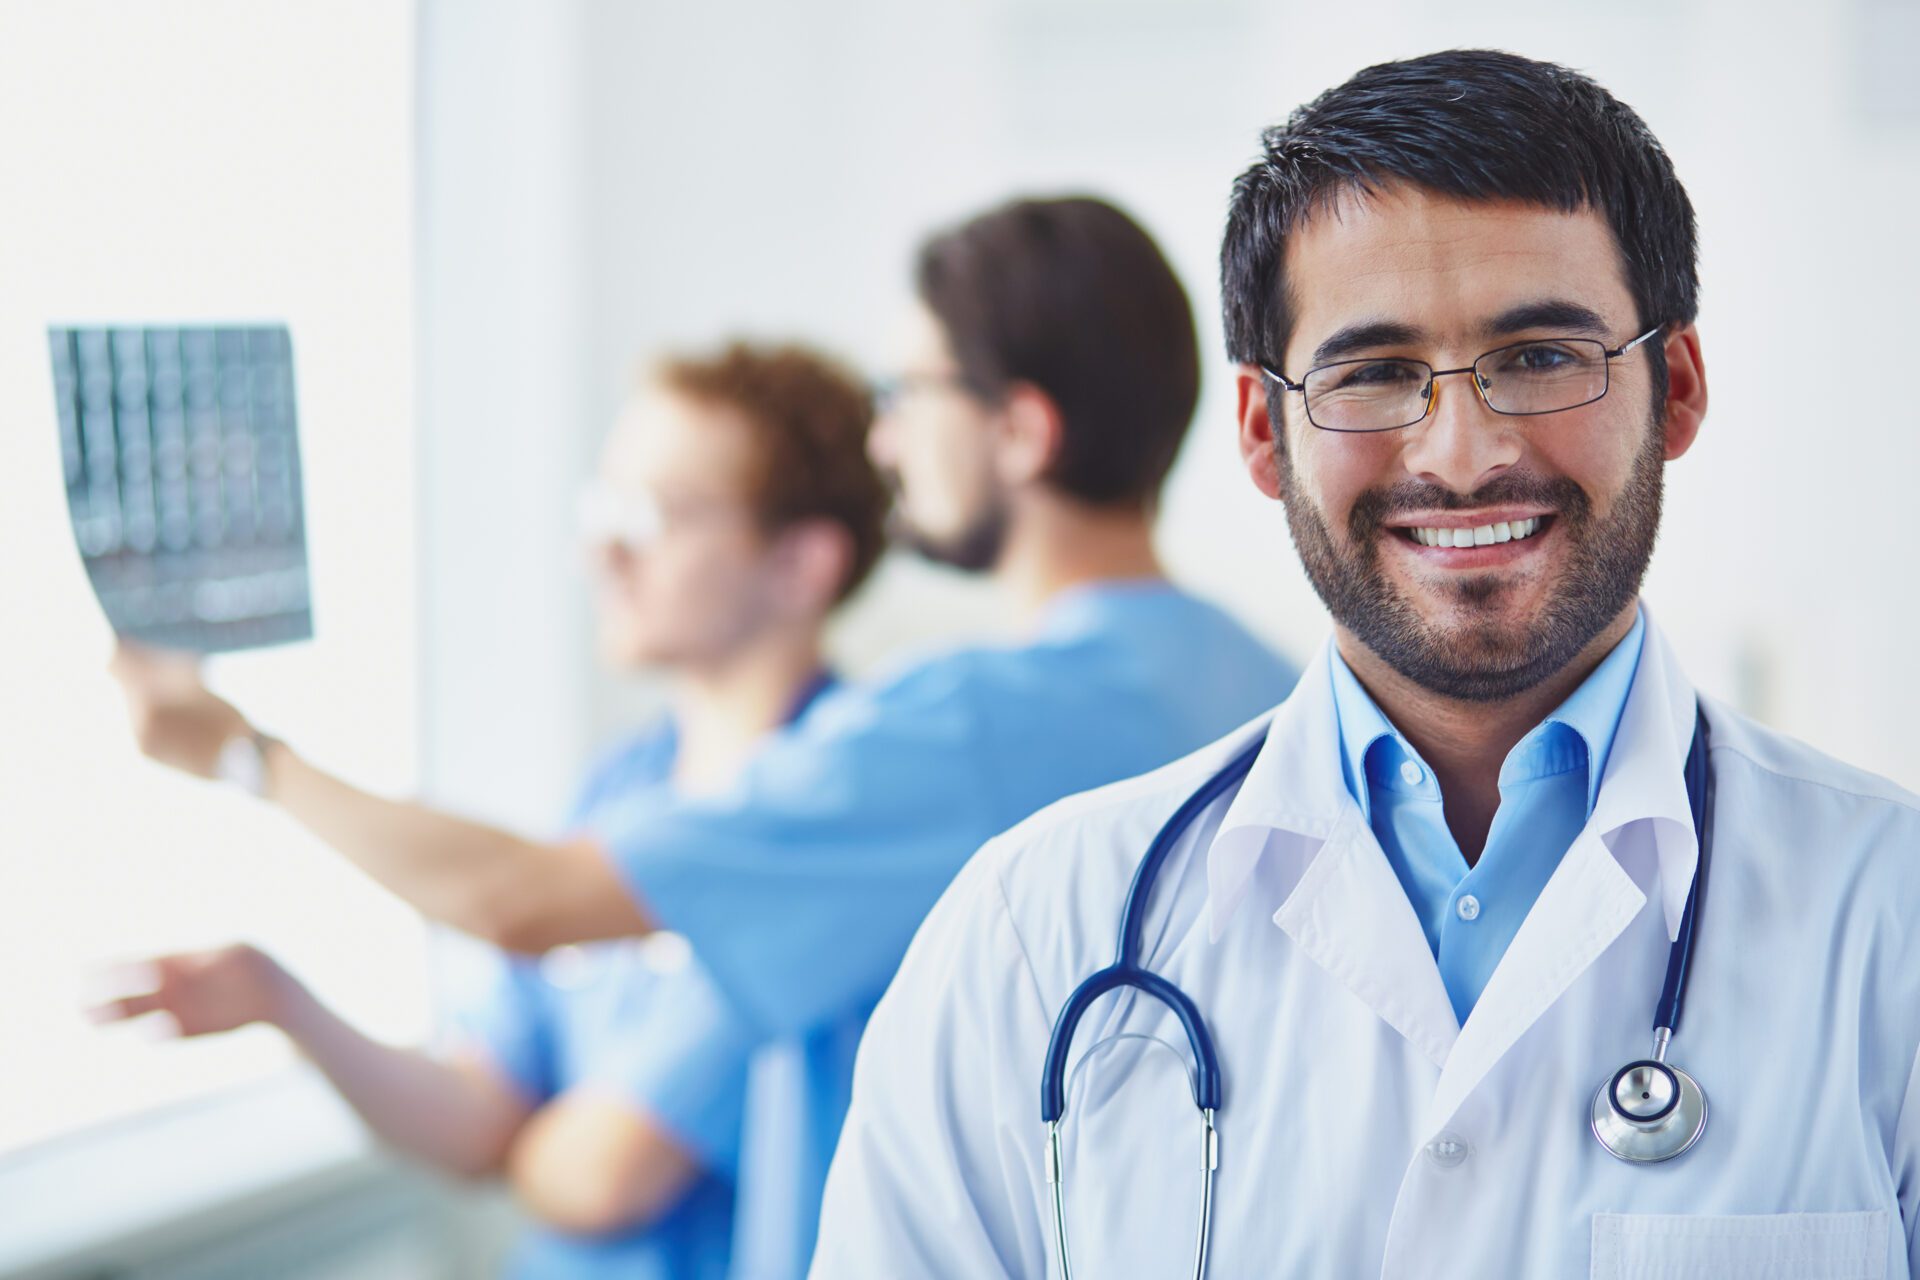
[601,386,756,495]
[1281,185,1634,365]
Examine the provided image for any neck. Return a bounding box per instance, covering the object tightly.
[993,491,1165,623]
[668,625,825,794]
[1335,603,1638,864]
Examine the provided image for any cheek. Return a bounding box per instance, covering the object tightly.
[1291,430,1397,534]
[910,420,990,516]
[666,540,773,620]
[1532,411,1642,508]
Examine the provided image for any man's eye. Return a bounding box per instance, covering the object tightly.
[1333,360,1421,389]
[1500,342,1582,372]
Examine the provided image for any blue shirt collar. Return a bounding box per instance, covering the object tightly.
[1329,607,1647,821]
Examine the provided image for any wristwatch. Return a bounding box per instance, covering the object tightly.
[215,729,279,798]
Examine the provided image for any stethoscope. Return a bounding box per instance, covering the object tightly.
[1039,707,1715,1279]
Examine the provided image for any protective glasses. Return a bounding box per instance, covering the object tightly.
[1261,326,1663,434]
[576,483,662,551]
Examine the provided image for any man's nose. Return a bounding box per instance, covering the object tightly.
[867,410,899,469]
[1398,370,1521,495]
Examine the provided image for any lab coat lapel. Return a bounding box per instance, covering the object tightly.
[1423,827,1646,1131]
[1272,806,1461,1069]
[1422,609,1700,1132]
[1208,641,1460,1068]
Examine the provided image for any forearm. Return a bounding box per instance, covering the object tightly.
[269,975,527,1178]
[261,743,650,950]
[504,1091,703,1236]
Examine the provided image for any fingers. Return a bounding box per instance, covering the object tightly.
[84,990,168,1024]
[108,639,204,692]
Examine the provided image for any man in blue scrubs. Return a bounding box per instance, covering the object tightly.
[607,199,1296,1277]
[102,341,896,1277]
[125,196,1297,1277]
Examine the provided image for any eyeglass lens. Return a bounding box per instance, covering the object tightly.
[1302,338,1613,432]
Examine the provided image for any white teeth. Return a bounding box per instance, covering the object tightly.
[1409,517,1543,548]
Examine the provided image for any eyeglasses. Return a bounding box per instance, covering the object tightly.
[577,484,662,550]
[1261,326,1663,434]
[869,371,980,415]
[578,483,758,552]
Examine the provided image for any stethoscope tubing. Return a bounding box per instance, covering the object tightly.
[1039,702,1716,1273]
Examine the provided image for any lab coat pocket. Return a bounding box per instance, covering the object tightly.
[1589,1209,1886,1280]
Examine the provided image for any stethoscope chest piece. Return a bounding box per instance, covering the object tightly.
[1589,1058,1707,1164]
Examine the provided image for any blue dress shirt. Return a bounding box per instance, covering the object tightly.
[601,580,1298,1277]
[1329,610,1645,1024]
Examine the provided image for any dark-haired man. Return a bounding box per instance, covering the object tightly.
[119,198,1296,1279]
[813,52,1920,1277]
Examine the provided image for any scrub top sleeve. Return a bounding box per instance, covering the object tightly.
[599,668,996,1038]
[441,951,556,1103]
[809,845,1055,1279]
[578,963,754,1178]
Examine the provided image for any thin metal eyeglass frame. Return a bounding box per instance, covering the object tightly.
[1259,325,1664,434]
[869,370,991,415]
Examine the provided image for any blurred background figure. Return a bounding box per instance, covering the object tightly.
[99,192,1299,1280]
[95,342,890,1280]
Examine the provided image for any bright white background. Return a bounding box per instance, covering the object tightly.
[0,0,422,1159]
[2,0,1916,1267]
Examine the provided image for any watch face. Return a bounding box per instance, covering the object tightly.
[215,734,266,796]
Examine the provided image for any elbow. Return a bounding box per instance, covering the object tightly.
[456,880,556,956]
[458,839,639,955]
[477,912,550,958]
[507,1152,663,1238]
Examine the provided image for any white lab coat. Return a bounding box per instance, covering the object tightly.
[812,612,1920,1278]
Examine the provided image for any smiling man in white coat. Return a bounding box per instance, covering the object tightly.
[810,49,1920,1279]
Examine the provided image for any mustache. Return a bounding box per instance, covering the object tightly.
[1346,472,1592,541]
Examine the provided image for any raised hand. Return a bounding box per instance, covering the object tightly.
[107,642,252,779]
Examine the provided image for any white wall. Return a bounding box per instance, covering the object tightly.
[422,0,1920,800]
[0,0,425,1157]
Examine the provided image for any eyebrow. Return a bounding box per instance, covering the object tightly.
[1303,298,1614,371]
[1309,321,1424,369]
[1482,298,1611,339]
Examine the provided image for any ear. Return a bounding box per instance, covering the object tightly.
[769,519,854,617]
[993,382,1064,486]
[1234,364,1286,501]
[1658,325,1708,461]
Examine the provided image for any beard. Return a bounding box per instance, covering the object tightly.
[1281,417,1665,702]
[885,476,1011,574]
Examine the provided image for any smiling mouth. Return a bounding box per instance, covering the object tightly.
[1396,516,1551,548]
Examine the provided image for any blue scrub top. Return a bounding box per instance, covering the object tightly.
[451,683,824,1280]
[600,581,1298,1278]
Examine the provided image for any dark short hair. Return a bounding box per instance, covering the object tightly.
[1222,50,1698,384]
[917,196,1200,508]
[654,342,890,603]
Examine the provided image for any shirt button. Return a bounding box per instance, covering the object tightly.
[1456,894,1481,922]
[1425,1132,1471,1169]
[1399,760,1424,786]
